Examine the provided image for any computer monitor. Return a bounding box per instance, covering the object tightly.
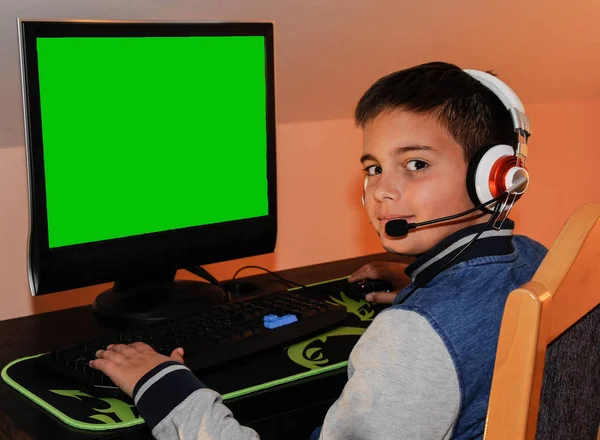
[18,19,277,322]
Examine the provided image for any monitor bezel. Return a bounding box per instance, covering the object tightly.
[18,19,277,295]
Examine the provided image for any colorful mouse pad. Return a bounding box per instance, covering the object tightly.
[2,277,386,431]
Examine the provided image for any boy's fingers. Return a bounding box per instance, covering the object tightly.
[95,349,124,363]
[349,265,380,282]
[89,359,121,383]
[347,272,360,282]
[89,358,111,372]
[365,292,397,304]
[130,342,155,352]
[109,344,132,354]
[348,266,367,282]
[170,347,185,363]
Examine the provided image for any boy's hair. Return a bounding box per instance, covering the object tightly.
[354,62,515,163]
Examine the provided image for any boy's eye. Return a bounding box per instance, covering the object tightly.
[406,160,429,172]
[363,165,382,176]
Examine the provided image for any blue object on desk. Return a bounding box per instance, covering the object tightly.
[263,313,298,329]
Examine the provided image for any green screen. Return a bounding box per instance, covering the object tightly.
[35,36,269,248]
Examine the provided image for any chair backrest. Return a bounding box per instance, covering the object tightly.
[484,202,600,440]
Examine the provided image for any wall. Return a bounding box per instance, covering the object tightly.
[1,1,599,134]
[510,101,600,245]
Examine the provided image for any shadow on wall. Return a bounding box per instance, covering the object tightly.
[345,170,384,256]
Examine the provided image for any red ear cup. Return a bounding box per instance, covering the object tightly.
[489,155,519,197]
[466,144,529,212]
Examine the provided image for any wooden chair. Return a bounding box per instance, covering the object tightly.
[484,202,600,440]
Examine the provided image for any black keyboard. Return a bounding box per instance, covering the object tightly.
[35,290,347,397]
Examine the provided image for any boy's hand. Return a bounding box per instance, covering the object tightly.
[89,342,185,398]
[349,262,411,304]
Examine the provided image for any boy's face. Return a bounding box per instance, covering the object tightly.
[361,108,488,256]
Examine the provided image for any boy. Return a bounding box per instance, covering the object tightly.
[90,62,547,439]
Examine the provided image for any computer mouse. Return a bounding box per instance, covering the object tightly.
[342,279,394,301]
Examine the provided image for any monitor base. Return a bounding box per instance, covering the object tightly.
[92,280,226,325]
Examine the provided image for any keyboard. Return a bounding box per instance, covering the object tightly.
[35,289,347,397]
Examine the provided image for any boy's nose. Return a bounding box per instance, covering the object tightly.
[372,174,401,202]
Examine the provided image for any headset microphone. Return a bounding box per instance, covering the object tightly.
[385,176,527,238]
[384,219,413,238]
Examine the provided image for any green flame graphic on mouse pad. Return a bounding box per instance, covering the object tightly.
[49,389,139,424]
[287,291,375,369]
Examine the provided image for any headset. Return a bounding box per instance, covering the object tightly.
[361,69,531,232]
[463,69,530,215]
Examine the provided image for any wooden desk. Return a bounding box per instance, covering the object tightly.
[0,252,408,440]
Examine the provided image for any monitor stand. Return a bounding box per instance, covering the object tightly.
[92,268,226,325]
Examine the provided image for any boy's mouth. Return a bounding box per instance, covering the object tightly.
[378,215,414,223]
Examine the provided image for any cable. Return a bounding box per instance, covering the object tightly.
[231,265,309,289]
[414,192,506,228]
[186,265,221,287]
[395,201,503,305]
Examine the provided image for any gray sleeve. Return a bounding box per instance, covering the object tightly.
[151,388,259,440]
[319,308,460,440]
[132,361,259,440]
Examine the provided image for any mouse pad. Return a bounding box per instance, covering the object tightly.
[1,277,387,432]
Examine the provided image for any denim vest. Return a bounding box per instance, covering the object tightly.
[392,222,547,439]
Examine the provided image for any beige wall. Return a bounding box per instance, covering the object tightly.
[511,101,600,245]
[1,100,600,320]
[1,1,598,138]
